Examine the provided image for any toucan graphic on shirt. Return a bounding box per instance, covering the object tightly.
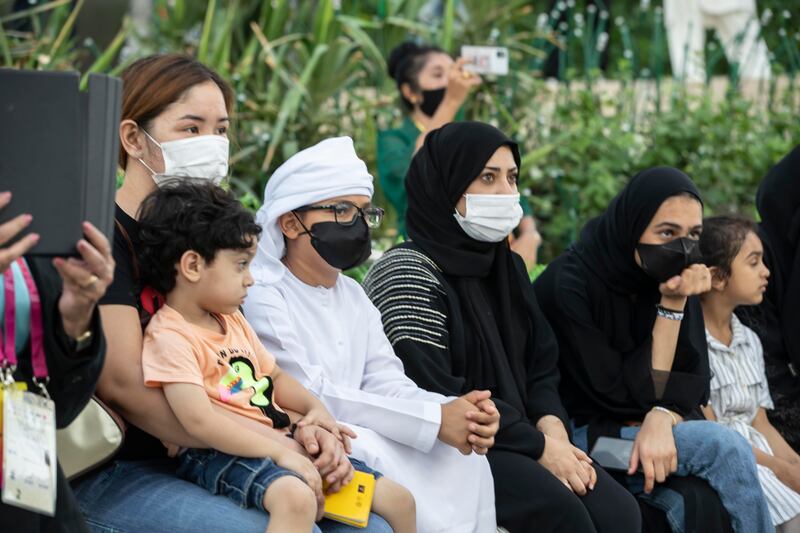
[218,356,291,429]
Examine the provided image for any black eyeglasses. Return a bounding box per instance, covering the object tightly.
[294,201,385,229]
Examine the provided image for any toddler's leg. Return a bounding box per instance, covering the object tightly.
[262,476,318,533]
[371,477,416,533]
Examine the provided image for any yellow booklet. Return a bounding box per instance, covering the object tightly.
[323,470,376,528]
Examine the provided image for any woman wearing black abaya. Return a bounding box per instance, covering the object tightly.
[738,145,800,451]
[533,167,772,533]
[364,121,641,532]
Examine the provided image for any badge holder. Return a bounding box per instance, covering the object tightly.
[1,259,57,516]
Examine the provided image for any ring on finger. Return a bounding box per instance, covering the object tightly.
[461,69,471,79]
[82,274,99,289]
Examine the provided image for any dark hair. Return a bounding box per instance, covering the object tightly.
[387,41,445,111]
[699,215,758,279]
[137,181,261,294]
[119,54,234,168]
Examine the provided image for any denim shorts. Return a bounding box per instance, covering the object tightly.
[177,448,382,510]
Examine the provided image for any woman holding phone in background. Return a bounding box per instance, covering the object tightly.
[377,42,540,270]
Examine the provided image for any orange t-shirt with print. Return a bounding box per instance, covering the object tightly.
[142,304,290,430]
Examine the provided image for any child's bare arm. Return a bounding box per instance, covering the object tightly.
[272,366,357,447]
[752,408,800,464]
[211,403,306,455]
[163,381,297,459]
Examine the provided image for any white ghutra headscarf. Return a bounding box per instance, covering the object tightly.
[250,136,374,285]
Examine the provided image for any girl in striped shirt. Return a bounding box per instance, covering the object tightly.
[700,215,800,533]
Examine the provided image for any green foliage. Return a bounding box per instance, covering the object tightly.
[2,0,798,263]
[519,82,797,261]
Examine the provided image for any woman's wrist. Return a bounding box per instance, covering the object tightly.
[659,295,687,311]
[644,408,675,429]
[62,310,94,340]
[650,406,680,426]
[536,415,568,440]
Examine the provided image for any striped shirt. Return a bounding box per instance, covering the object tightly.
[363,246,450,352]
[707,314,800,526]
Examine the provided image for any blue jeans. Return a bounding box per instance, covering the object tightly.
[574,420,771,533]
[178,449,382,512]
[72,459,393,533]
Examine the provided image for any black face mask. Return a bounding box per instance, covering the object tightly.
[637,237,704,283]
[419,88,445,117]
[294,214,372,271]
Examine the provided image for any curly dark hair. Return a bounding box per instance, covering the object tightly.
[699,215,758,280]
[137,180,261,294]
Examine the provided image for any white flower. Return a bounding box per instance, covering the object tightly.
[624,49,634,59]
[596,32,609,51]
[615,16,625,27]
[537,13,549,29]
[761,9,773,25]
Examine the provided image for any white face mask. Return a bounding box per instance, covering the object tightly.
[454,193,523,242]
[138,130,230,187]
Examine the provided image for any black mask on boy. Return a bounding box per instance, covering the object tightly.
[636,237,703,283]
[294,214,372,271]
[419,88,446,117]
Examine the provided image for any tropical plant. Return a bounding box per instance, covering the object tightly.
[2,0,798,265]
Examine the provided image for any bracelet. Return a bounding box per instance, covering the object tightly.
[651,406,678,426]
[285,422,298,439]
[655,304,684,321]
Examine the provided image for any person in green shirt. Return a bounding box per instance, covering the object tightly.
[377,41,541,269]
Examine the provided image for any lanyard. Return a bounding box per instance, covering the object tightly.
[1,259,48,394]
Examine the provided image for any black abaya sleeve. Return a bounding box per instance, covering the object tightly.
[23,257,106,428]
[392,333,548,459]
[512,255,570,427]
[537,260,707,421]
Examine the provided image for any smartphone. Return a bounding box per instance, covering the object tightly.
[590,436,634,471]
[461,45,509,76]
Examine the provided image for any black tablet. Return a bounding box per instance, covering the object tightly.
[0,69,120,256]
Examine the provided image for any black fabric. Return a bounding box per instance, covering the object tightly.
[371,242,565,459]
[487,450,641,533]
[738,145,800,450]
[0,257,104,532]
[532,168,733,532]
[404,121,567,455]
[756,147,800,348]
[533,167,710,427]
[99,204,166,461]
[100,206,141,308]
[633,475,733,533]
[571,166,702,295]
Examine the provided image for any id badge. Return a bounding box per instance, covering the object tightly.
[2,387,57,516]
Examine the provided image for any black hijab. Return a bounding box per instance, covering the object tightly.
[570,167,710,411]
[406,121,552,417]
[756,145,800,367]
[574,166,703,295]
